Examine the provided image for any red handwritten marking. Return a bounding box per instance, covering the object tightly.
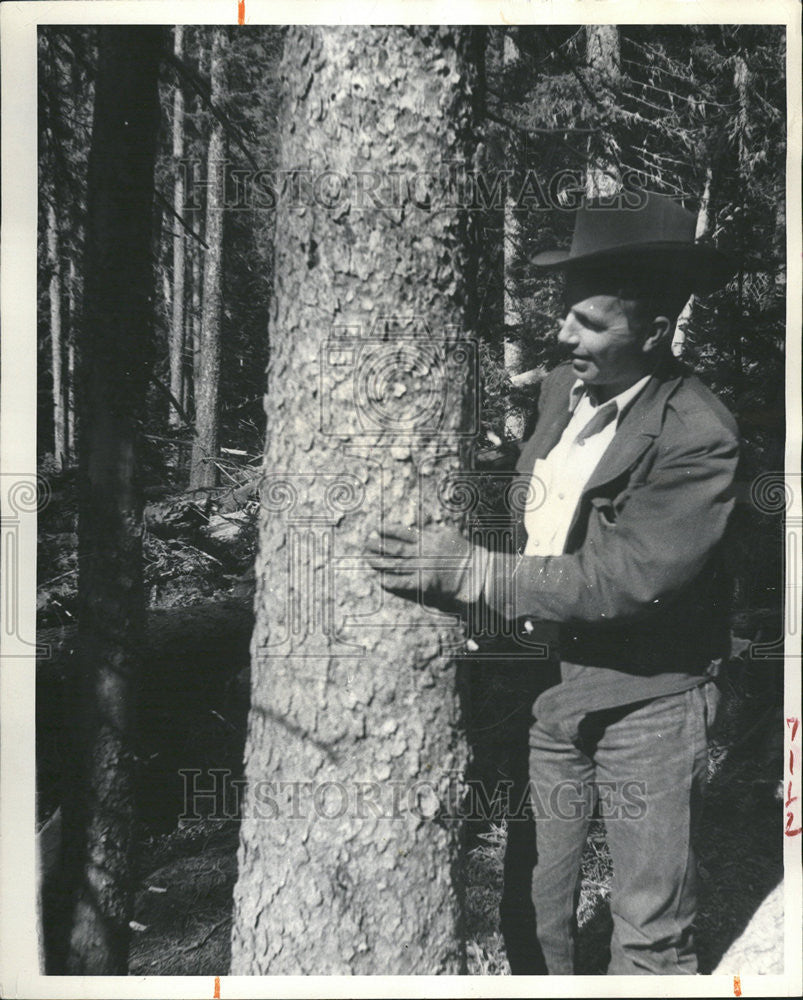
[786,717,802,836]
[733,974,741,996]
[214,975,221,999]
[238,0,245,25]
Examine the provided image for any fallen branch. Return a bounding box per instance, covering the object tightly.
[179,915,232,954]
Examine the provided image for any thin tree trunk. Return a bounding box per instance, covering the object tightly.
[47,200,66,469]
[190,29,227,489]
[230,25,477,974]
[672,165,713,357]
[161,267,171,328]
[169,25,186,427]
[191,212,202,402]
[52,26,162,976]
[182,280,192,415]
[66,257,78,460]
[189,32,207,412]
[585,25,621,199]
[733,52,749,399]
[502,32,525,440]
[773,179,785,295]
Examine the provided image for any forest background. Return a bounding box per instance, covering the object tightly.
[32,21,789,977]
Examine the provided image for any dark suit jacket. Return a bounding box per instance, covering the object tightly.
[486,358,740,724]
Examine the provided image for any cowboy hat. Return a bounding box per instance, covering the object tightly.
[531,192,737,295]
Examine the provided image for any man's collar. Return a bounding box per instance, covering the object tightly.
[569,374,652,421]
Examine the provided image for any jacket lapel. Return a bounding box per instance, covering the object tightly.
[511,361,685,553]
[581,368,682,495]
[511,366,575,550]
[516,364,576,476]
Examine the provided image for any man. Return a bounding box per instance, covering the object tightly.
[367,192,740,975]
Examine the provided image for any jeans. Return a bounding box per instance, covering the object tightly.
[500,681,720,975]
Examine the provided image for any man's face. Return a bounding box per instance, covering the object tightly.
[557,274,650,399]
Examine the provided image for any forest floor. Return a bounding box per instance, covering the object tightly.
[38,470,785,976]
[123,687,783,976]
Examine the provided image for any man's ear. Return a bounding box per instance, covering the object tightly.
[642,316,674,354]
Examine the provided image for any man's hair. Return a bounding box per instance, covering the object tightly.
[566,263,692,343]
[616,283,691,342]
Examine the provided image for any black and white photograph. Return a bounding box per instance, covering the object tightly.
[1,0,801,995]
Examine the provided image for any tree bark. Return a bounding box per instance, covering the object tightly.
[47,200,67,469]
[169,25,186,427]
[161,267,171,328]
[772,179,785,309]
[502,32,525,440]
[52,26,162,976]
[190,211,203,405]
[585,24,621,199]
[732,52,749,398]
[672,165,713,357]
[190,28,227,489]
[230,25,477,974]
[187,31,207,417]
[182,253,192,415]
[67,257,78,460]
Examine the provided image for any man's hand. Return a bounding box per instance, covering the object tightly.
[366,522,486,608]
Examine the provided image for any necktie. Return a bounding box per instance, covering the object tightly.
[575,401,617,445]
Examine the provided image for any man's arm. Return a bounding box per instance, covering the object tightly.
[485,425,739,625]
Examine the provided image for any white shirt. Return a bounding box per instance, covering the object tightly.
[523,375,651,557]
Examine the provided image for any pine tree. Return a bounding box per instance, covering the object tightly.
[190,28,227,488]
[47,199,67,468]
[168,25,186,428]
[230,25,478,974]
[55,25,163,975]
[585,24,621,198]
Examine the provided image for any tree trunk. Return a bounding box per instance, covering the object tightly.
[190,211,203,405]
[169,25,186,427]
[672,165,713,357]
[161,267,171,329]
[230,25,477,974]
[67,257,78,460]
[52,26,162,976]
[585,24,621,199]
[502,32,525,440]
[773,179,785,291]
[190,28,227,489]
[47,200,67,469]
[182,271,192,415]
[188,32,206,415]
[732,52,749,399]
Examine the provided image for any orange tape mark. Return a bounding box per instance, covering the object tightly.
[733,974,742,996]
[214,975,221,998]
[238,0,245,24]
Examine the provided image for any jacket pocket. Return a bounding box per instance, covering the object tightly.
[589,495,617,527]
